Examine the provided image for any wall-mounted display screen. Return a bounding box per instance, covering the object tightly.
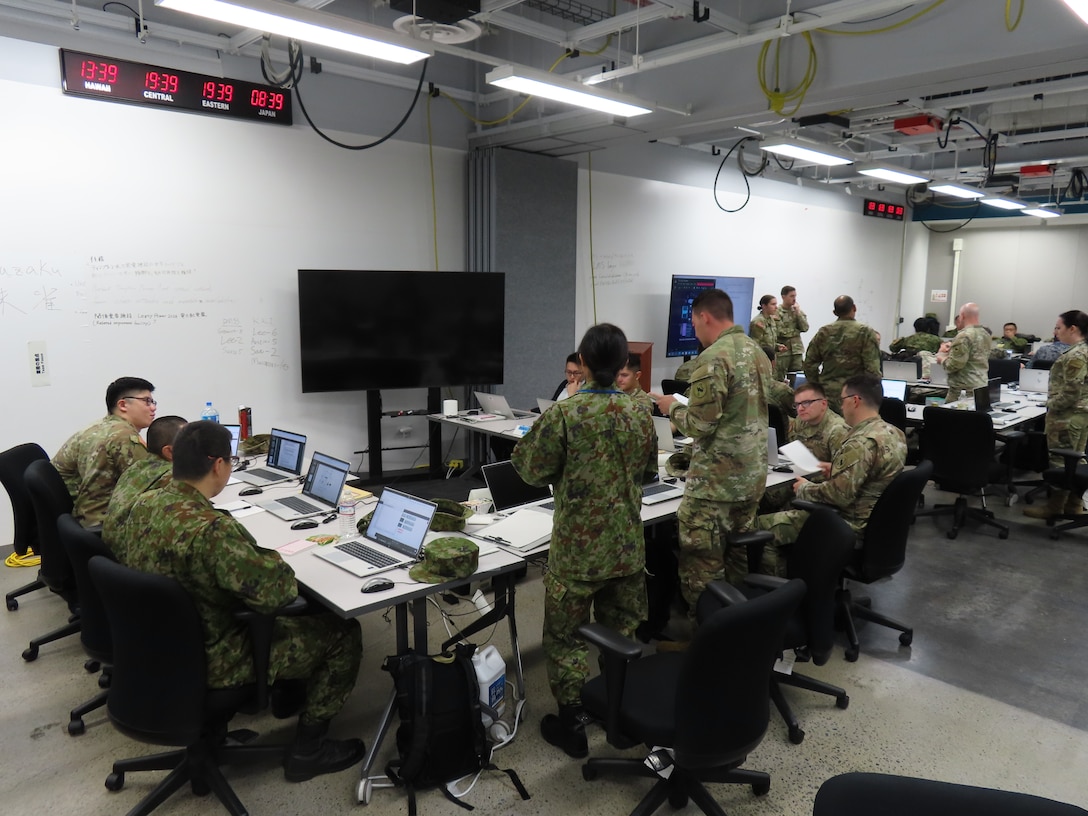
[665,275,755,357]
[298,270,505,392]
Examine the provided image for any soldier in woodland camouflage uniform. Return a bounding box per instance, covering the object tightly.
[777,285,809,379]
[655,289,772,610]
[106,421,365,783]
[789,383,849,464]
[937,302,992,399]
[993,322,1030,355]
[674,352,701,384]
[616,353,655,415]
[749,295,783,361]
[758,374,905,574]
[102,415,187,539]
[513,323,657,759]
[1024,311,1088,520]
[890,317,943,355]
[804,296,882,414]
[53,377,157,526]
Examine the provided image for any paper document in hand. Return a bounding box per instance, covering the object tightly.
[778,441,823,476]
[672,393,689,406]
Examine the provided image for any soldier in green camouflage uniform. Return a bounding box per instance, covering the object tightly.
[1024,311,1088,520]
[758,374,906,573]
[106,421,365,782]
[804,296,882,414]
[512,324,656,758]
[103,415,187,539]
[674,353,701,384]
[616,353,655,414]
[749,295,781,358]
[53,377,157,526]
[993,322,1030,355]
[767,378,797,422]
[655,290,772,605]
[777,286,809,379]
[938,302,991,399]
[890,317,943,355]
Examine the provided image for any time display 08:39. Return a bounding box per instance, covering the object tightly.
[61,49,292,125]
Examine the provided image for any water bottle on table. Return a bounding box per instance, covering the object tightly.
[202,401,220,422]
[338,490,358,537]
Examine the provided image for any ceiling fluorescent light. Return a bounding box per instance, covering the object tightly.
[857,165,929,185]
[155,0,432,64]
[980,196,1027,210]
[1021,207,1062,218]
[1061,0,1088,25]
[929,183,985,200]
[760,138,853,167]
[485,65,653,117]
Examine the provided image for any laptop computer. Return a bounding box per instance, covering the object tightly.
[928,363,949,386]
[767,425,779,466]
[224,424,241,458]
[881,379,908,401]
[481,460,552,512]
[536,398,557,413]
[641,477,684,505]
[1019,368,1050,394]
[313,488,438,578]
[255,451,350,521]
[973,380,1016,424]
[235,427,307,486]
[789,372,807,389]
[474,391,534,419]
[986,376,1014,409]
[883,359,921,381]
[654,415,678,452]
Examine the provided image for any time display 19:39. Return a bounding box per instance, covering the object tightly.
[61,49,292,126]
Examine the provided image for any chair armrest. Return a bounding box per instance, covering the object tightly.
[742,574,786,592]
[706,579,749,608]
[578,622,642,747]
[1051,448,1086,462]
[727,530,772,574]
[236,596,310,708]
[791,499,840,514]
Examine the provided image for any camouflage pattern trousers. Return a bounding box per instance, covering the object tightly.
[777,338,804,380]
[1048,413,1088,482]
[542,569,646,706]
[268,612,362,725]
[677,496,759,613]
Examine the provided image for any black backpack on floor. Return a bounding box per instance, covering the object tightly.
[382,644,529,815]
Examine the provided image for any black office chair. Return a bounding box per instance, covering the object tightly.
[916,408,1012,539]
[879,397,907,432]
[838,461,933,662]
[1029,358,1056,371]
[988,356,1021,384]
[698,506,855,745]
[88,556,303,816]
[58,514,116,735]
[1036,447,1088,539]
[767,404,787,447]
[21,458,82,661]
[578,579,805,816]
[813,772,1088,816]
[1,442,49,611]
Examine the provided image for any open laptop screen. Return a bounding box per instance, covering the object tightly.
[368,489,435,556]
[881,379,908,401]
[303,452,350,506]
[482,460,551,512]
[267,428,306,475]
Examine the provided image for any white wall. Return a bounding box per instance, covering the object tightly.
[573,168,916,383]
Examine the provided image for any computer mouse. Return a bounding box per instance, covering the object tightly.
[1002,407,1019,413]
[290,519,319,530]
[772,465,794,474]
[361,577,395,594]
[239,487,263,497]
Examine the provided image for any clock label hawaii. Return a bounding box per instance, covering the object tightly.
[60,50,293,126]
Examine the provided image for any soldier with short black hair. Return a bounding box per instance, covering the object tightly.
[803,296,882,414]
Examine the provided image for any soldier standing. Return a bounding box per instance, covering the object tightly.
[106,421,366,782]
[512,324,657,759]
[804,295,882,414]
[937,302,991,399]
[777,285,809,378]
[749,294,784,360]
[654,289,772,617]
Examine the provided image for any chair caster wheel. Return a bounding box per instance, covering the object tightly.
[22,645,38,661]
[68,718,85,736]
[899,631,913,646]
[836,694,850,709]
[998,529,1009,540]
[788,726,804,744]
[98,674,111,689]
[105,772,124,791]
[752,780,770,796]
[357,778,373,805]
[946,530,958,540]
[669,790,689,809]
[582,765,599,781]
[191,778,210,797]
[84,659,100,673]
[6,598,17,611]
[845,646,859,662]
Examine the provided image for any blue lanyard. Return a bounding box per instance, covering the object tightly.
[578,388,623,395]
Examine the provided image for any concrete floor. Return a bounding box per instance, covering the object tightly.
[2,482,1088,815]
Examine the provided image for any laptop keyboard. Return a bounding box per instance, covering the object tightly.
[336,540,398,568]
[278,495,322,514]
[643,483,677,497]
[246,467,282,480]
[539,501,555,511]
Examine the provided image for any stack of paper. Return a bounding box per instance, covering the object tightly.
[472,508,553,550]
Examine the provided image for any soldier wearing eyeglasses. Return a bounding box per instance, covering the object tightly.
[52,376,156,526]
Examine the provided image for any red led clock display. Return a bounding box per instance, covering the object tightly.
[863,198,906,221]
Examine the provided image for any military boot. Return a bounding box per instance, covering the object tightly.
[540,704,589,759]
[283,719,366,782]
[1023,490,1067,520]
[1065,492,1086,516]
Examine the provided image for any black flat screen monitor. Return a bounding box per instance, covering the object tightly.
[298,270,505,392]
[665,275,755,357]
